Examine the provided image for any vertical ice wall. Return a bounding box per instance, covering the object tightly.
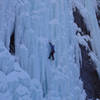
[0,0,16,50]
[0,0,86,100]
[16,0,85,99]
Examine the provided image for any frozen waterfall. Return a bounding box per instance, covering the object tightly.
[1,0,100,100]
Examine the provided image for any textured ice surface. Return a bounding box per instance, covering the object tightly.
[1,0,100,100]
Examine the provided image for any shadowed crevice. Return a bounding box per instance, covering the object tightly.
[96,5,100,27]
[9,31,15,55]
[80,45,100,99]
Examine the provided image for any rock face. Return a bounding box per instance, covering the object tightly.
[73,2,100,99]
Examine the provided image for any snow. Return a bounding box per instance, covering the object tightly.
[0,91,13,100]
[77,33,89,48]
[16,85,30,96]
[0,71,7,93]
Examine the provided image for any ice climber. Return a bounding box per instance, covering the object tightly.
[48,42,55,60]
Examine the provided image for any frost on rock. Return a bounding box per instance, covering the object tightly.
[73,1,100,99]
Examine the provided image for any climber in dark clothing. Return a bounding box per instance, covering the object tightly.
[48,42,55,60]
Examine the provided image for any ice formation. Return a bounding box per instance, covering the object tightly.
[0,0,100,100]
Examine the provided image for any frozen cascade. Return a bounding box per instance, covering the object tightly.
[2,0,100,100]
